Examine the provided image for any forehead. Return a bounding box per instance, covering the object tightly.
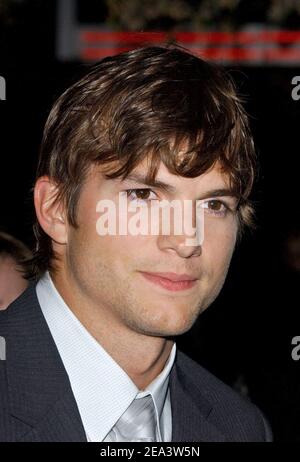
[126,158,231,191]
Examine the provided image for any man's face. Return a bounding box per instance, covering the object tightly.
[58,160,238,337]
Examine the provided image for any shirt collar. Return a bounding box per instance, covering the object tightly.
[36,271,176,442]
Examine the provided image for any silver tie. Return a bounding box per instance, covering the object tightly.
[104,394,158,442]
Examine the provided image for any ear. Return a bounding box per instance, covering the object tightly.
[34,176,68,245]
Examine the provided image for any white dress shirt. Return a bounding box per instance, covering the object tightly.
[36,271,176,442]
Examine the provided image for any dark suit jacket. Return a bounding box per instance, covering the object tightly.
[0,283,272,442]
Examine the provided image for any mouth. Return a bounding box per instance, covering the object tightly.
[139,271,198,292]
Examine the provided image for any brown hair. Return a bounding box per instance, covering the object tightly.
[26,45,256,280]
[0,231,32,274]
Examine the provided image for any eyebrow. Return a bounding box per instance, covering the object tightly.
[122,172,177,194]
[196,189,239,201]
[121,173,239,200]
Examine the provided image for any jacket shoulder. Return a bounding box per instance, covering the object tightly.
[0,284,39,441]
[0,282,38,331]
[176,350,272,441]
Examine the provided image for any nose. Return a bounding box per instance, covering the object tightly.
[156,200,202,258]
[157,233,202,258]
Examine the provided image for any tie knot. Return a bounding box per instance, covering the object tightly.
[105,394,158,442]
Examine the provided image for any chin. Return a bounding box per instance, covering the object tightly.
[146,324,194,338]
[142,311,197,338]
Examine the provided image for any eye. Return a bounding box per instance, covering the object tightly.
[199,199,229,217]
[125,188,158,203]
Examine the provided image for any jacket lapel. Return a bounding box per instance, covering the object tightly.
[170,351,226,442]
[17,394,87,442]
[5,283,87,442]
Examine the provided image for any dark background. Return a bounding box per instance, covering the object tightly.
[1,0,300,441]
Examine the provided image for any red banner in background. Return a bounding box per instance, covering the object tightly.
[79,30,300,64]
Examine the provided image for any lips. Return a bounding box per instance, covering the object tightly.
[139,271,198,292]
[143,272,198,281]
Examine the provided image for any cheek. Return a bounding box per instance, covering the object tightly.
[107,234,148,271]
[84,232,141,273]
[203,225,237,277]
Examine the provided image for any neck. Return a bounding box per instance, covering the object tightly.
[51,270,174,390]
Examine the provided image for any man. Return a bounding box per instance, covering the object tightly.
[0,46,272,442]
[0,231,31,310]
